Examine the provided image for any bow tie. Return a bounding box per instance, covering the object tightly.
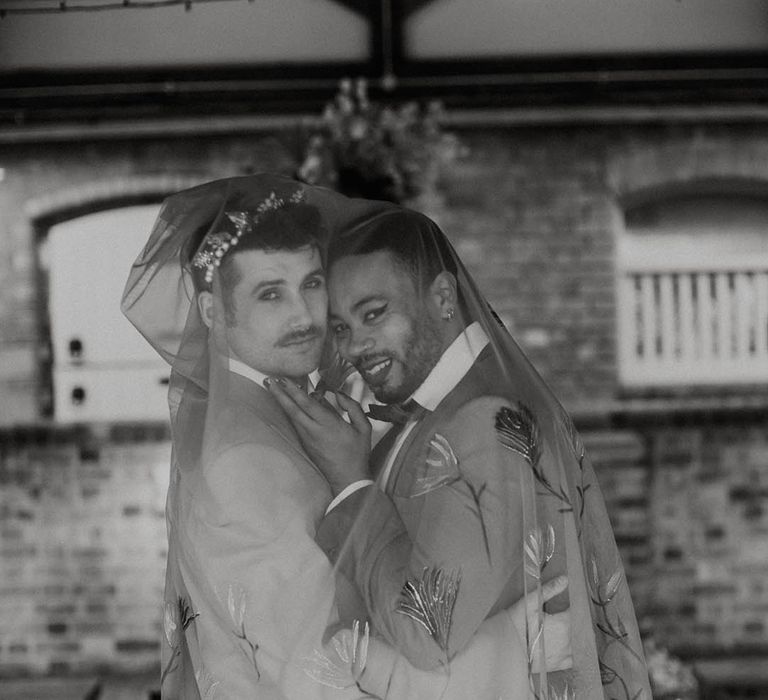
[366,399,425,426]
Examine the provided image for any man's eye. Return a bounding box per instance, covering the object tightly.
[304,277,325,290]
[363,305,386,323]
[333,324,349,337]
[259,290,279,301]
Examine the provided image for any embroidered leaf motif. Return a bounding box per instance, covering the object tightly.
[497,404,573,511]
[605,570,624,604]
[179,596,200,630]
[589,553,646,690]
[163,601,179,648]
[408,433,492,564]
[396,567,461,652]
[225,584,261,680]
[161,596,199,687]
[495,403,541,467]
[411,433,461,497]
[558,406,585,462]
[302,620,370,689]
[588,557,625,608]
[524,524,556,580]
[558,406,591,537]
[550,684,576,700]
[195,666,220,700]
[599,660,617,685]
[179,597,200,630]
[227,584,247,631]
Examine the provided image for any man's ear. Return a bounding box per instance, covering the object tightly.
[429,271,458,321]
[197,291,214,329]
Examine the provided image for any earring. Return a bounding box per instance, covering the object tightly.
[444,307,455,321]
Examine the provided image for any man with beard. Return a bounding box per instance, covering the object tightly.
[269,206,650,699]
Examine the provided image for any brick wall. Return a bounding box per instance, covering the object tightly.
[3,123,768,417]
[587,419,768,654]
[0,118,767,675]
[0,425,170,676]
[436,123,768,408]
[647,421,768,652]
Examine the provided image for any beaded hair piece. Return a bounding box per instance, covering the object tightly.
[191,189,305,284]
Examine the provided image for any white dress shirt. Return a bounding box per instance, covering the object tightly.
[228,356,320,392]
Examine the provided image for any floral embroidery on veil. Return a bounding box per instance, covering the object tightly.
[161,595,200,688]
[302,619,370,688]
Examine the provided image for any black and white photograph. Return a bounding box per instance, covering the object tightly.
[0,1,767,698]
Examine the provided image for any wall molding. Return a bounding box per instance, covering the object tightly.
[4,104,768,145]
[23,174,206,222]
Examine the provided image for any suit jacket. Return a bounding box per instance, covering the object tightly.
[317,347,537,674]
[162,369,369,699]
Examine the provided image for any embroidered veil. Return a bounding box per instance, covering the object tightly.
[121,173,651,699]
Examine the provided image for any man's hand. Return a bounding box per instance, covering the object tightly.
[507,575,572,673]
[266,378,372,495]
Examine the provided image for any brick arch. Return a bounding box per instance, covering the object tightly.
[607,132,768,205]
[22,174,206,419]
[619,176,768,212]
[23,174,206,224]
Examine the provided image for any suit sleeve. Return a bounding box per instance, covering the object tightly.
[316,396,532,671]
[191,441,370,698]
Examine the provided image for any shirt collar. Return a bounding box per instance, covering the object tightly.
[228,356,320,392]
[410,321,489,411]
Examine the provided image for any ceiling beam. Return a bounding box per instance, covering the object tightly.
[400,0,439,16]
[327,0,373,16]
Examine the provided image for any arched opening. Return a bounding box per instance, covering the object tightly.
[35,200,172,422]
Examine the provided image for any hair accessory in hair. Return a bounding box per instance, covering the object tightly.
[192,189,305,283]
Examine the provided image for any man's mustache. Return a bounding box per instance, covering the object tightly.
[277,327,323,346]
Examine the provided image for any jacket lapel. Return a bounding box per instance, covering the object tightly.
[384,346,501,495]
[227,372,325,479]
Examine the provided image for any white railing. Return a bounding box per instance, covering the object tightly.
[617,262,768,386]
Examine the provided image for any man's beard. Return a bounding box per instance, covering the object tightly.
[370,312,444,404]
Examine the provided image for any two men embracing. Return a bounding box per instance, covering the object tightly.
[123,174,649,700]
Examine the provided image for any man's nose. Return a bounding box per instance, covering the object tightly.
[288,294,313,328]
[345,329,374,359]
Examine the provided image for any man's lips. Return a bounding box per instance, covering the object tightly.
[357,357,393,385]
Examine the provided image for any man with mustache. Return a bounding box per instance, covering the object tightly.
[129,184,356,699]
[269,207,650,699]
[123,176,570,699]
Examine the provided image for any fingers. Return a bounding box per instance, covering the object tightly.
[335,391,371,436]
[541,611,573,672]
[525,575,568,615]
[309,391,336,413]
[266,377,335,425]
[540,575,568,603]
[265,378,315,429]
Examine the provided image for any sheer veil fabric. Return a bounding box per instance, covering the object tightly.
[122,174,650,699]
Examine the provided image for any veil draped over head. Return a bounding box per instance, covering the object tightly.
[122,173,650,699]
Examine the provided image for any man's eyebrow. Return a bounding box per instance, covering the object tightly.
[252,278,286,293]
[304,266,325,280]
[348,294,385,313]
[328,294,381,321]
